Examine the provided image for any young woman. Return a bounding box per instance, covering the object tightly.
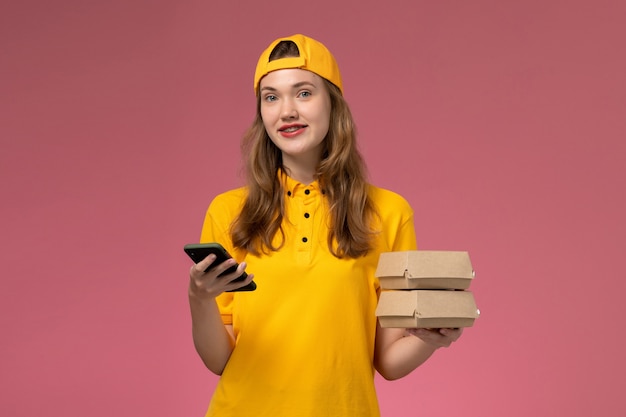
[188,34,463,417]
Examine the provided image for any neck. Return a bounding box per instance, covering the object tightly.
[282,165,316,185]
[281,153,321,185]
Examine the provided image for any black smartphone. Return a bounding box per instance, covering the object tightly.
[184,243,256,292]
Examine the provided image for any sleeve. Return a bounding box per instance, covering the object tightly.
[198,191,246,325]
[374,187,417,252]
[374,190,417,298]
[200,195,238,254]
[391,202,417,252]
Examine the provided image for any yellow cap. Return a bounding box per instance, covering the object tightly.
[253,34,343,95]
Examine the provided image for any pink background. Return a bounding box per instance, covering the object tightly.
[1,0,624,416]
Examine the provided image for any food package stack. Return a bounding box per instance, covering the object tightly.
[375,251,480,328]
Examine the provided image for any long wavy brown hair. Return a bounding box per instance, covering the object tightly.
[231,41,378,258]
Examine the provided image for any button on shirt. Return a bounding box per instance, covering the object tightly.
[283,178,324,264]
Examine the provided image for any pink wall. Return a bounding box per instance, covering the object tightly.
[1,1,624,416]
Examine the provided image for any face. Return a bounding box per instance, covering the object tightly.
[259,68,331,172]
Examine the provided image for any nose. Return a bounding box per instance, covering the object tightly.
[280,98,298,120]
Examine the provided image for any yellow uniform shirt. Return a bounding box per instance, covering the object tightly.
[199,174,417,417]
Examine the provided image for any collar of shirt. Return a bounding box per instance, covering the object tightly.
[280,169,326,199]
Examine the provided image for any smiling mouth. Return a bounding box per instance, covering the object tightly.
[280,125,307,133]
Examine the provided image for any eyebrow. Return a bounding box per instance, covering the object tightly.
[260,81,317,92]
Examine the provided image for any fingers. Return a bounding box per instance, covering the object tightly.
[406,327,464,348]
[224,271,255,292]
[219,262,252,288]
[194,254,218,274]
[189,256,251,298]
[191,254,236,278]
[440,327,463,341]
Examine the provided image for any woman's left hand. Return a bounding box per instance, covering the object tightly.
[405,328,463,349]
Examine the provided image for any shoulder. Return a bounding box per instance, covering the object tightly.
[367,184,417,251]
[367,184,414,216]
[206,187,248,221]
[208,187,248,211]
[200,187,248,255]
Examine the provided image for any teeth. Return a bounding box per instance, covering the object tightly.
[283,126,300,132]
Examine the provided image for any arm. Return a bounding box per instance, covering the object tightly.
[188,254,255,375]
[373,323,463,380]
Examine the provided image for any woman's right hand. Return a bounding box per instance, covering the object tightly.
[189,254,255,300]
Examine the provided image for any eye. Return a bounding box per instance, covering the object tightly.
[298,91,311,98]
[264,94,278,102]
